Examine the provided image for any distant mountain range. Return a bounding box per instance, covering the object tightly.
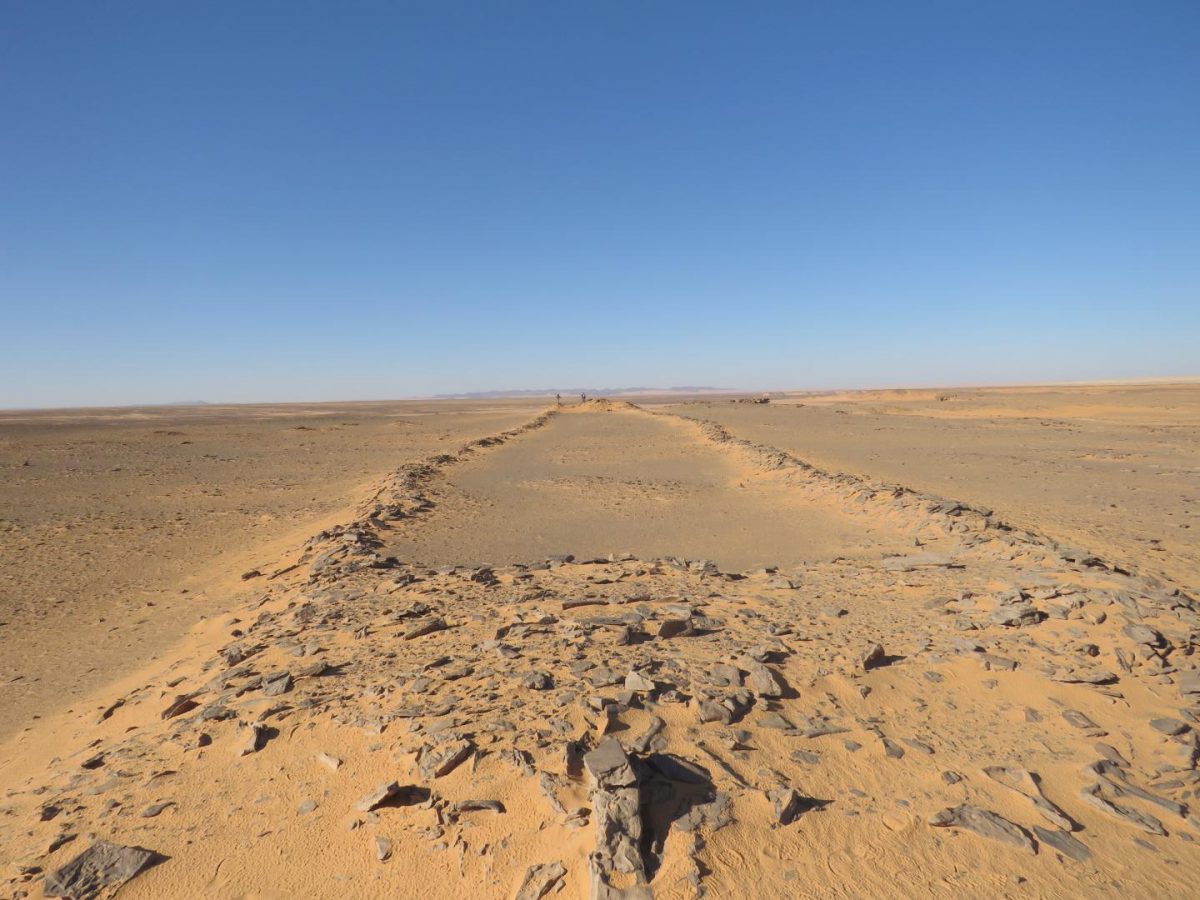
[432,386,734,399]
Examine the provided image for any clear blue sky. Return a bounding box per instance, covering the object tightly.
[2,2,1197,407]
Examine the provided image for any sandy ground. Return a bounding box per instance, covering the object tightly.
[2,386,1199,899]
[0,401,539,741]
[660,384,1200,592]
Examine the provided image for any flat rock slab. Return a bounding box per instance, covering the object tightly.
[44,840,159,899]
[1033,826,1092,862]
[882,553,962,571]
[929,804,1036,854]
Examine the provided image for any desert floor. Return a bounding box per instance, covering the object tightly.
[1,384,1198,898]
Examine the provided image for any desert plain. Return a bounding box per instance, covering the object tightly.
[1,382,1199,898]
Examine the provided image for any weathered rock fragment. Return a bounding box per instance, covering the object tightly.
[860,643,885,670]
[624,670,656,693]
[260,671,293,696]
[629,716,665,753]
[420,738,473,778]
[235,723,268,756]
[515,861,567,900]
[741,660,783,698]
[584,738,651,899]
[404,616,448,639]
[375,836,393,862]
[356,781,402,812]
[523,670,553,690]
[160,693,198,720]
[316,752,342,771]
[767,786,806,826]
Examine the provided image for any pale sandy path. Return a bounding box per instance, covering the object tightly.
[381,406,913,571]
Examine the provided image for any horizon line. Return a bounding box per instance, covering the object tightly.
[3,374,1198,414]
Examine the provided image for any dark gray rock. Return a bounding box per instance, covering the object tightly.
[1033,826,1092,862]
[404,616,448,639]
[1079,783,1166,835]
[929,805,1036,854]
[44,840,160,899]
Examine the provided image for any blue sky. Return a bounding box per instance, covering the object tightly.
[2,2,1198,407]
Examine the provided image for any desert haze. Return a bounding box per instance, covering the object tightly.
[1,382,1198,898]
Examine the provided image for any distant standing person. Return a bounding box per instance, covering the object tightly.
[556,393,561,405]
[580,392,586,403]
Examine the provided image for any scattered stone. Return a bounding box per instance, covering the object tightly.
[261,671,293,696]
[316,752,342,771]
[1052,668,1119,685]
[767,786,807,826]
[375,836,393,862]
[742,661,783,698]
[977,653,1018,672]
[860,643,886,670]
[522,670,553,690]
[1062,710,1105,735]
[629,716,665,754]
[420,739,473,778]
[356,782,402,812]
[624,670,656,692]
[453,799,506,815]
[1094,743,1131,768]
[1084,760,1186,817]
[658,618,696,639]
[160,693,198,720]
[758,712,795,731]
[1123,624,1165,647]
[515,861,567,900]
[404,616,448,639]
[235,723,268,756]
[990,604,1042,627]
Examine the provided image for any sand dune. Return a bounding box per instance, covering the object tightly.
[2,387,1199,898]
